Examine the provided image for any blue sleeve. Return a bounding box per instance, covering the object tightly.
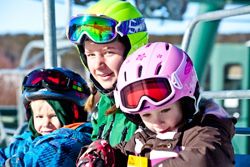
[0,131,33,166]
[9,124,92,166]
[0,147,8,166]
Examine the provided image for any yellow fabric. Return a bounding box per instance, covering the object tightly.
[127,155,148,167]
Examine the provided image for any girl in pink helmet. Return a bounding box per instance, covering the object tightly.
[77,42,235,167]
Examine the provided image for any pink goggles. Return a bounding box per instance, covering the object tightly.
[118,78,175,113]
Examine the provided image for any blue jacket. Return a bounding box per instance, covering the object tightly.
[0,122,92,166]
[0,131,33,165]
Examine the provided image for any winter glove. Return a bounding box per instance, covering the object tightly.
[76,139,115,167]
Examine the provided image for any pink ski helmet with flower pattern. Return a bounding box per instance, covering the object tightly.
[114,42,200,114]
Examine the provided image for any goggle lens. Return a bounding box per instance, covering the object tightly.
[67,15,147,44]
[120,78,172,109]
[68,15,117,44]
[23,69,82,92]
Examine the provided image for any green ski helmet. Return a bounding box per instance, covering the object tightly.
[72,0,149,94]
[76,0,149,69]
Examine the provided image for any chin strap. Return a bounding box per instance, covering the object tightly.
[90,74,116,97]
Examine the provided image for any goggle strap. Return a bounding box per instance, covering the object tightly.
[171,72,183,89]
[117,17,147,36]
[23,70,84,93]
[70,80,84,92]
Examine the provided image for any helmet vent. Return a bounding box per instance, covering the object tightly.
[124,72,127,82]
[165,43,170,50]
[155,63,162,75]
[138,65,143,78]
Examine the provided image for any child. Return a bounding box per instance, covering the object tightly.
[76,42,235,167]
[67,0,148,146]
[0,67,92,166]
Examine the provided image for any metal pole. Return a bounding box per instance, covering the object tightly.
[65,0,72,26]
[185,2,224,81]
[43,0,57,68]
[181,5,250,52]
[201,90,250,99]
[236,127,250,136]
[57,0,72,67]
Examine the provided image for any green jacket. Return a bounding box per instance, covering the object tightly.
[91,93,137,147]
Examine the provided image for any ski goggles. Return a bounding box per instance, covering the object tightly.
[22,69,84,92]
[119,78,175,113]
[67,14,147,44]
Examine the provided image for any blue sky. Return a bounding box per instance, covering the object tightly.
[1,0,250,35]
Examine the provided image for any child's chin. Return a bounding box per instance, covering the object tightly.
[41,131,53,135]
[159,129,170,134]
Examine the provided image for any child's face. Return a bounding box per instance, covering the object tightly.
[84,40,125,89]
[139,101,183,134]
[30,100,62,135]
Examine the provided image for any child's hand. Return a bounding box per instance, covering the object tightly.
[77,153,104,167]
[76,139,115,167]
